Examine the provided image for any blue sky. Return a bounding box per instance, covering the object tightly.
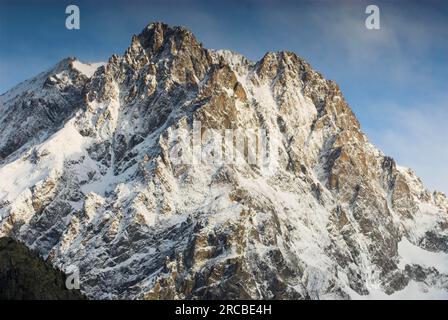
[0,0,447,193]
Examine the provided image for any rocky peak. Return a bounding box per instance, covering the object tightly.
[137,22,201,56]
[126,22,212,83]
[256,51,307,80]
[0,57,104,164]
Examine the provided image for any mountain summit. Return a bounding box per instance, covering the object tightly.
[0,22,447,299]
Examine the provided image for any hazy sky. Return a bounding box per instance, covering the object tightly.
[0,0,447,193]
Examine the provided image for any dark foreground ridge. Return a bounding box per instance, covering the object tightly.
[0,237,85,300]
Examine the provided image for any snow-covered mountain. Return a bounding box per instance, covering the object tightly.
[0,22,447,299]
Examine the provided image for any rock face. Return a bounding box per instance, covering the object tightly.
[0,22,447,299]
[0,237,84,299]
